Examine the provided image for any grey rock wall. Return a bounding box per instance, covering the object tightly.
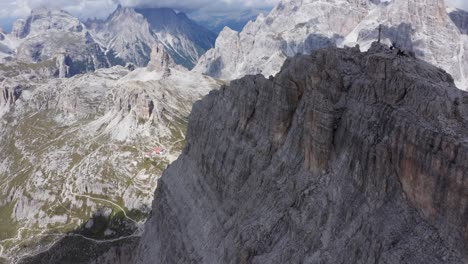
[135,43,468,263]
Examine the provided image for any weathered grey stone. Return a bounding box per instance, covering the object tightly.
[449,8,468,35]
[146,43,174,75]
[135,43,468,263]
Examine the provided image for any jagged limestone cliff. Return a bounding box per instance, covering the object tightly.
[135,43,468,263]
[195,0,468,91]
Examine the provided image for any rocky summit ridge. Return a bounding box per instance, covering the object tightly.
[194,0,468,91]
[131,43,468,263]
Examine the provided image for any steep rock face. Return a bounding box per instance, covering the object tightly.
[11,19,28,39]
[86,6,216,69]
[86,6,155,67]
[135,44,468,263]
[193,0,374,79]
[146,43,175,74]
[1,6,215,74]
[12,8,84,39]
[449,8,468,35]
[343,0,468,90]
[11,8,110,75]
[136,8,217,69]
[55,51,71,78]
[195,0,468,91]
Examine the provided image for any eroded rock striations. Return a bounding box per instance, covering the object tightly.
[146,43,175,74]
[135,43,468,263]
[194,0,372,80]
[195,0,468,91]
[12,8,110,74]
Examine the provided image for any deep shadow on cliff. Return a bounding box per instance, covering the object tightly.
[16,208,142,264]
[133,43,468,263]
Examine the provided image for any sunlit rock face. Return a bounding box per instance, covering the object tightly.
[87,6,217,69]
[146,43,175,74]
[343,0,468,90]
[0,6,216,75]
[194,0,372,80]
[195,0,468,91]
[11,8,110,74]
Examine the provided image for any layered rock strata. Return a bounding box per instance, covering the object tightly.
[136,43,468,263]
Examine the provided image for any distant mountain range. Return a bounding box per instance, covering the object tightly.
[194,0,468,91]
[189,8,272,33]
[0,5,217,75]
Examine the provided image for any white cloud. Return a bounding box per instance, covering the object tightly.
[447,0,468,11]
[0,0,280,21]
[1,0,466,30]
[0,0,119,19]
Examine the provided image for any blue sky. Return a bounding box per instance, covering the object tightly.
[448,0,468,10]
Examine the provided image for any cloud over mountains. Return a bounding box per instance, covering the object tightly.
[1,0,467,32]
[1,0,279,20]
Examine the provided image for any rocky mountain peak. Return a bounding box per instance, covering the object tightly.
[85,6,154,67]
[194,0,371,79]
[195,0,468,91]
[16,7,83,39]
[135,7,216,68]
[449,8,468,35]
[107,4,140,21]
[84,6,215,69]
[134,44,468,263]
[147,43,175,74]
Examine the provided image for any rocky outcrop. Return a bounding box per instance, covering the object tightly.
[2,6,215,75]
[449,8,468,35]
[1,83,22,107]
[12,8,84,39]
[55,51,71,78]
[87,6,216,69]
[0,81,23,117]
[136,7,216,69]
[135,44,468,263]
[193,0,372,80]
[195,0,468,91]
[343,0,468,90]
[11,19,28,39]
[146,43,175,74]
[85,6,154,67]
[11,8,110,76]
